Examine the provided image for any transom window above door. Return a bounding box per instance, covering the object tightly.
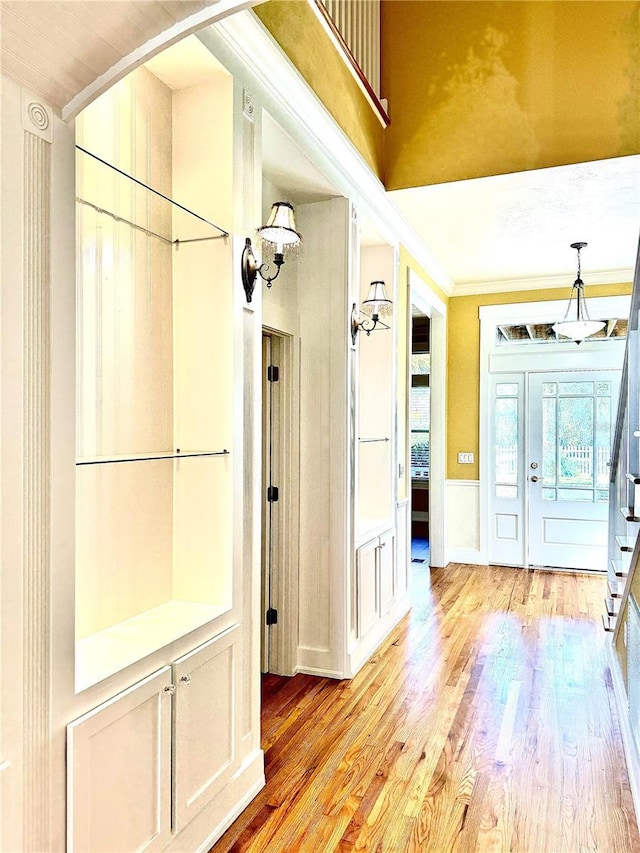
[497,319,627,345]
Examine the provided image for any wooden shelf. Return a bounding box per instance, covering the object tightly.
[76,600,228,692]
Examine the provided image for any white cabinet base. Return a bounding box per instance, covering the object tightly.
[67,667,173,853]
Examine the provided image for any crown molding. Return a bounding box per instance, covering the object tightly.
[451,267,635,297]
[213,10,455,297]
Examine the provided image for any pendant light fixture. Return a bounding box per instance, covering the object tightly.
[552,242,605,344]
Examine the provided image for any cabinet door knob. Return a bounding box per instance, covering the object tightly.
[164,684,176,694]
[180,675,191,684]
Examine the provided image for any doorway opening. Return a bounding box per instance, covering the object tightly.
[410,313,430,566]
[260,328,298,676]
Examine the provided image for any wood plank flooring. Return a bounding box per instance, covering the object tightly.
[210,564,640,852]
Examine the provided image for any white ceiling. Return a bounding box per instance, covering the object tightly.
[2,2,637,293]
[0,1,218,109]
[390,156,640,294]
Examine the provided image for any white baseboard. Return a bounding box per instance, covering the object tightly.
[295,665,345,679]
[607,640,640,824]
[446,547,487,566]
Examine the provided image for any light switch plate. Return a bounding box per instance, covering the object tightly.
[458,452,474,464]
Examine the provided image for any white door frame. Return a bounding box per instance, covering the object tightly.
[261,326,299,676]
[480,295,630,566]
[408,268,447,568]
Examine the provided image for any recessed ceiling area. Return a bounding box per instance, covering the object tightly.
[144,33,229,88]
[262,111,340,206]
[390,155,640,294]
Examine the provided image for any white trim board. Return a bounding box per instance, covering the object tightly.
[479,295,631,325]
[454,268,634,297]
[409,268,447,569]
[607,641,640,826]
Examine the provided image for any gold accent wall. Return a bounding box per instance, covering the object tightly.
[382,1,640,189]
[254,1,384,179]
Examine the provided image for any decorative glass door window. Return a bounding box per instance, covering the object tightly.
[494,383,519,499]
[541,380,611,503]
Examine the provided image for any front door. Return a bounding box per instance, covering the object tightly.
[489,369,619,570]
[527,370,618,570]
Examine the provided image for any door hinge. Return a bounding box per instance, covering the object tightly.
[267,485,279,502]
[266,607,278,626]
[267,365,279,382]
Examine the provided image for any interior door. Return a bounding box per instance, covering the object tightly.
[527,370,619,570]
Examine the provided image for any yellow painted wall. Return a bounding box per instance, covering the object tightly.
[254,1,384,179]
[382,1,640,189]
[447,282,632,480]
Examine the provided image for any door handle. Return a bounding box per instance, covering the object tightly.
[530,475,540,483]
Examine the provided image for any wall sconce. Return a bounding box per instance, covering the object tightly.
[242,201,302,303]
[552,242,605,344]
[351,281,393,344]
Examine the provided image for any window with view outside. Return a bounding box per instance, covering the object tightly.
[411,352,430,479]
[541,380,611,503]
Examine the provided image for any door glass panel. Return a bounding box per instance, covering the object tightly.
[539,379,613,505]
[558,381,594,395]
[558,397,594,486]
[495,396,518,490]
[596,396,611,487]
[542,398,556,487]
[496,383,518,396]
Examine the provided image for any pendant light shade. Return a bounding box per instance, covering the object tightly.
[552,242,605,344]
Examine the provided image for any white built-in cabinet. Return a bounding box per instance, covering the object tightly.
[68,626,240,851]
[355,529,396,638]
[347,237,410,674]
[67,667,173,853]
[66,46,263,853]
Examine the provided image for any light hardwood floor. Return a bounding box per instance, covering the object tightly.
[210,564,640,852]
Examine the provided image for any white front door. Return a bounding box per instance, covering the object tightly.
[527,370,618,570]
[489,369,619,570]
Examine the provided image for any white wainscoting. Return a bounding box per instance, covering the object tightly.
[446,479,486,566]
[607,640,640,826]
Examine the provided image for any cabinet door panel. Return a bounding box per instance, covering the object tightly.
[356,539,379,637]
[67,667,173,853]
[379,530,396,616]
[172,625,241,831]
